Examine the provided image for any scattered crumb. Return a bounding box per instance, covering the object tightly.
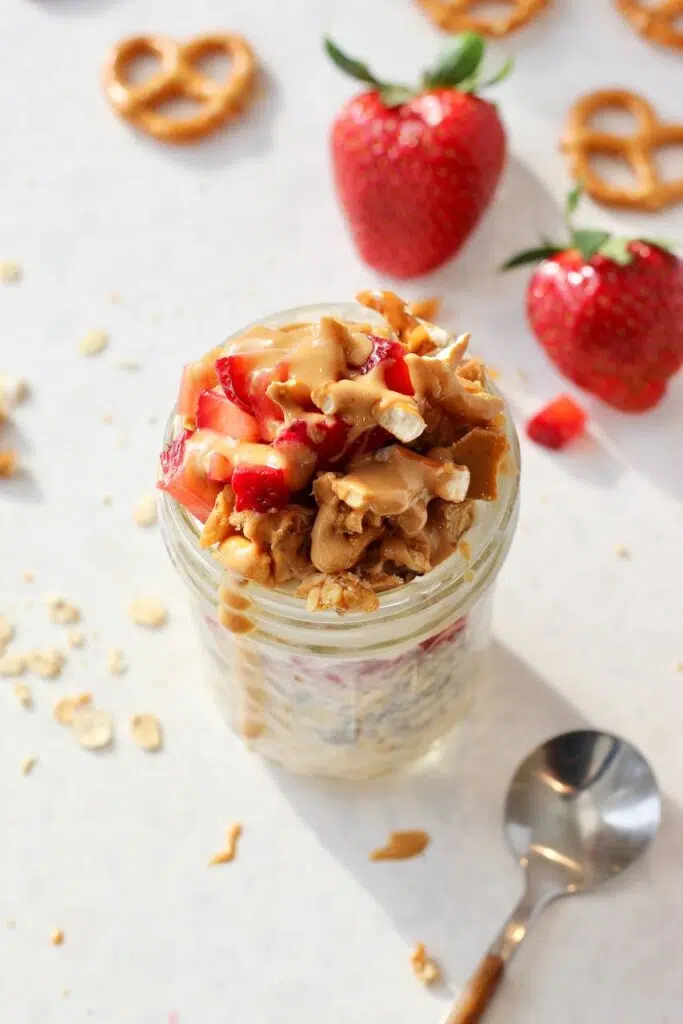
[0,652,26,677]
[13,682,32,708]
[614,544,630,558]
[147,415,158,425]
[0,374,29,407]
[46,595,81,625]
[67,629,85,649]
[130,713,163,751]
[107,291,122,303]
[54,693,92,725]
[116,358,141,371]
[62,989,70,998]
[107,648,126,676]
[370,830,430,861]
[0,450,18,477]
[133,494,157,527]
[6,919,15,929]
[127,597,168,629]
[21,756,37,775]
[26,646,65,679]
[208,823,242,865]
[101,412,113,425]
[116,431,129,449]
[0,260,22,283]
[51,929,64,946]
[676,661,683,673]
[22,570,35,583]
[410,943,441,985]
[79,329,109,356]
[0,613,14,649]
[71,706,114,750]
[102,493,113,506]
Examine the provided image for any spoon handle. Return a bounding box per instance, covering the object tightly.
[441,953,504,1024]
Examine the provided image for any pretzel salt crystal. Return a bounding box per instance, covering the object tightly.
[103,33,257,144]
[414,0,550,37]
[615,0,683,52]
[562,89,683,212]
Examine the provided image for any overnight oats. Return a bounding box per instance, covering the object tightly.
[158,291,519,779]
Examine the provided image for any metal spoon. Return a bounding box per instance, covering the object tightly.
[443,729,661,1024]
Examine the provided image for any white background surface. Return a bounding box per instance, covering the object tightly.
[1,1,682,1022]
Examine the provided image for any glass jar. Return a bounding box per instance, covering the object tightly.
[159,302,520,780]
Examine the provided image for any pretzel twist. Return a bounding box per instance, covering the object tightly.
[616,0,683,52]
[562,89,683,212]
[103,33,257,144]
[414,0,550,36]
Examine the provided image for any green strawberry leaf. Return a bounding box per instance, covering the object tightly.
[480,56,515,90]
[565,182,584,221]
[597,236,633,266]
[380,85,416,108]
[324,37,382,86]
[423,33,486,89]
[501,246,564,271]
[571,228,611,261]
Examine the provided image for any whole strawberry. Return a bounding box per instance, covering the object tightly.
[325,34,510,278]
[504,186,683,412]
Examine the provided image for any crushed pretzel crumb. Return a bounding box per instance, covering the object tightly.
[0,450,18,477]
[127,597,168,628]
[0,260,22,283]
[79,328,109,356]
[614,544,630,558]
[101,412,113,425]
[0,652,26,677]
[51,929,64,946]
[130,713,163,751]
[107,647,126,676]
[71,706,113,750]
[102,493,113,506]
[46,595,81,625]
[0,614,14,649]
[54,693,92,725]
[67,629,85,649]
[26,646,65,679]
[21,756,37,776]
[22,571,35,583]
[208,823,242,866]
[13,682,32,708]
[371,830,430,861]
[133,494,157,527]
[410,943,441,985]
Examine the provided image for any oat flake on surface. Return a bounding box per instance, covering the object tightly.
[208,823,242,866]
[21,756,37,775]
[0,260,22,283]
[46,595,81,625]
[54,693,92,725]
[127,597,167,628]
[71,707,113,750]
[13,682,32,708]
[67,629,85,649]
[0,614,14,649]
[614,544,631,558]
[410,943,440,985]
[51,929,64,946]
[133,494,157,527]
[107,648,126,676]
[78,329,109,356]
[130,713,163,751]
[0,652,26,677]
[26,646,65,679]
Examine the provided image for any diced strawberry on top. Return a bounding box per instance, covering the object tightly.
[231,464,290,513]
[275,415,350,464]
[526,395,587,450]
[177,361,219,420]
[216,354,288,438]
[196,388,260,441]
[344,425,391,460]
[157,430,221,523]
[357,335,414,395]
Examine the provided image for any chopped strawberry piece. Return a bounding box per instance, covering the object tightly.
[357,335,414,395]
[344,425,391,460]
[157,430,221,522]
[177,361,218,419]
[232,464,290,513]
[215,355,253,414]
[196,388,260,440]
[275,416,350,464]
[216,354,288,438]
[526,395,587,450]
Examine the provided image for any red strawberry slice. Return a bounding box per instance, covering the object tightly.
[177,361,218,420]
[216,354,288,438]
[157,430,221,523]
[275,416,350,464]
[196,388,260,440]
[232,464,290,513]
[356,335,414,394]
[526,395,586,450]
[344,425,391,460]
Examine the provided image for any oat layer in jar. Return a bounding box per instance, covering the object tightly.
[158,297,520,780]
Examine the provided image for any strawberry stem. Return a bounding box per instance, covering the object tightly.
[324,37,414,105]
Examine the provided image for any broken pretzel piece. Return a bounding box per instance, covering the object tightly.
[615,0,683,52]
[414,0,550,37]
[370,829,430,861]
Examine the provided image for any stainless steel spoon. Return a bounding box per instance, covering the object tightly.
[443,729,661,1024]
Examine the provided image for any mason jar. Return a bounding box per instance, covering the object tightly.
[159,302,520,780]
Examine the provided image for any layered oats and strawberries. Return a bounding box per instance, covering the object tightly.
[157,290,508,612]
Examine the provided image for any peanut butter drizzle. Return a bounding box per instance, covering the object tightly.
[370,830,430,861]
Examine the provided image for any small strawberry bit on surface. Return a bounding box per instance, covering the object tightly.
[232,464,290,513]
[196,388,260,441]
[526,395,587,450]
[177,360,218,420]
[356,335,415,395]
[157,430,221,523]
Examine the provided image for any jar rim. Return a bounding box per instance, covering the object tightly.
[158,301,521,631]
